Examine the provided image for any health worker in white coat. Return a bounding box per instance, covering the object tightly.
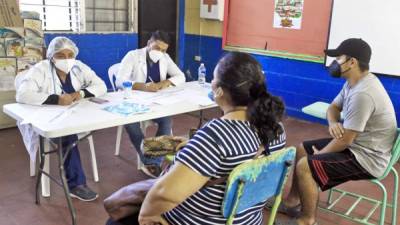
[116,30,185,177]
[16,36,107,201]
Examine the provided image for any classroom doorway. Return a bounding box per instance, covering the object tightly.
[138,0,178,62]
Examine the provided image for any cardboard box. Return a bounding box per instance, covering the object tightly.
[0,38,5,56]
[24,19,43,37]
[0,0,23,27]
[0,57,17,76]
[5,37,24,57]
[0,27,24,38]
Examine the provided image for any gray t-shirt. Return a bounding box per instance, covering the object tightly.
[333,73,397,178]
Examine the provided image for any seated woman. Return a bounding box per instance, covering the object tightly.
[107,52,286,225]
[16,36,107,201]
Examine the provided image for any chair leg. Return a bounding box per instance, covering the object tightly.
[115,126,123,156]
[88,135,99,182]
[373,181,388,225]
[30,157,36,177]
[391,168,398,225]
[327,188,334,204]
[268,194,282,225]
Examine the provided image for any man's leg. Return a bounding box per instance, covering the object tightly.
[153,117,172,136]
[124,122,149,164]
[295,157,319,225]
[63,135,86,190]
[284,143,308,207]
[63,135,97,201]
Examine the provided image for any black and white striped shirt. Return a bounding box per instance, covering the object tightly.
[164,119,286,225]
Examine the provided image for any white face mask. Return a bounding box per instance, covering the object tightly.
[148,50,163,63]
[54,59,75,74]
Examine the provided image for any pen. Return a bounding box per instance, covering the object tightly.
[49,101,80,123]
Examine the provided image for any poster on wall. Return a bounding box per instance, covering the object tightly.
[200,0,224,21]
[273,0,304,29]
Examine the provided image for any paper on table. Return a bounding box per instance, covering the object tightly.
[103,101,150,116]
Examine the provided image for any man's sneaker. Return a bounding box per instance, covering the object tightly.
[70,185,98,202]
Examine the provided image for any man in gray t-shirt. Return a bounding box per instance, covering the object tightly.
[277,39,397,225]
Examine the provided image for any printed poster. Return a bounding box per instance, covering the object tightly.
[273,0,304,29]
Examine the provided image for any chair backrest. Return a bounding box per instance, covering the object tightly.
[379,128,400,179]
[222,147,296,219]
[108,63,120,92]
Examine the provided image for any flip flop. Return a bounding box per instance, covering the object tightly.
[265,198,301,218]
[274,219,318,225]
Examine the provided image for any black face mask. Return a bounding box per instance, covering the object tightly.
[328,58,351,78]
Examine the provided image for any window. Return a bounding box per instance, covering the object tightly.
[19,0,82,32]
[85,0,130,32]
[19,0,133,32]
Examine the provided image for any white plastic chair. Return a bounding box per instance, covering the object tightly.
[30,134,99,183]
[16,71,99,183]
[107,63,161,170]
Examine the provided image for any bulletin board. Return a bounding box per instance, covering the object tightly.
[326,0,400,76]
[222,0,333,62]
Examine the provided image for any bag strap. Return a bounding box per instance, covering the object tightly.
[204,144,267,187]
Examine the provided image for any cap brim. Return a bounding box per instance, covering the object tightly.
[324,49,341,57]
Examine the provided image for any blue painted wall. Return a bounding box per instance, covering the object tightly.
[44,33,138,90]
[183,34,400,125]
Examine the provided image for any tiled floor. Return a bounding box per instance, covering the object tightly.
[0,109,398,225]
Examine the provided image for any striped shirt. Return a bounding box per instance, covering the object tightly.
[164,119,286,225]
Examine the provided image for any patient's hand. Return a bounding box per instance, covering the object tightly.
[174,137,188,151]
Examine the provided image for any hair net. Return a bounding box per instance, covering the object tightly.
[46,36,79,59]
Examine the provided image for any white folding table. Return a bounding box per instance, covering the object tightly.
[3,81,217,225]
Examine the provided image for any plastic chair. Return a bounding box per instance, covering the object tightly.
[30,134,99,182]
[222,147,296,225]
[319,129,400,225]
[16,70,99,183]
[107,63,157,170]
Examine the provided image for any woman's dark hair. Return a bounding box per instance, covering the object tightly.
[215,52,285,148]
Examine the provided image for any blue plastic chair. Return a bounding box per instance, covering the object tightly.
[222,147,296,225]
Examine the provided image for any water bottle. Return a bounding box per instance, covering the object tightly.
[198,63,206,86]
[122,81,133,99]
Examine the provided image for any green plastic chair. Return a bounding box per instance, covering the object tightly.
[221,147,296,225]
[319,129,400,225]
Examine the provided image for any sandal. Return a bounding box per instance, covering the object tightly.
[274,219,318,225]
[141,164,162,178]
[265,198,301,218]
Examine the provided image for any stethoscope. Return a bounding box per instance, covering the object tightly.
[49,59,83,95]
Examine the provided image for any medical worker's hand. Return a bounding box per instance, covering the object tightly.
[58,94,74,105]
[145,82,161,92]
[70,92,82,101]
[158,80,172,90]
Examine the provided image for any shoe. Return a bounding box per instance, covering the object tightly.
[70,185,98,202]
[265,198,301,218]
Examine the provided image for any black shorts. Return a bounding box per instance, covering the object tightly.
[303,138,374,191]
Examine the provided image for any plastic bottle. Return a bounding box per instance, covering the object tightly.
[122,81,133,99]
[198,63,206,86]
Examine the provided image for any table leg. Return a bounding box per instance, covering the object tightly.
[57,137,77,225]
[41,140,50,197]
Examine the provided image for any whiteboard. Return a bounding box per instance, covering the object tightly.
[326,0,400,76]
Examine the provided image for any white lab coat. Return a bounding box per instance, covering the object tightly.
[16,59,107,105]
[116,47,185,89]
[15,59,107,162]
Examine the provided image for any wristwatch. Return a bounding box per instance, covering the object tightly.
[79,90,85,98]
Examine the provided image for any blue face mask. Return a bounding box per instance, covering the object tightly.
[208,90,215,102]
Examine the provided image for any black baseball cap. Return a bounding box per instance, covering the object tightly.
[325,38,372,64]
